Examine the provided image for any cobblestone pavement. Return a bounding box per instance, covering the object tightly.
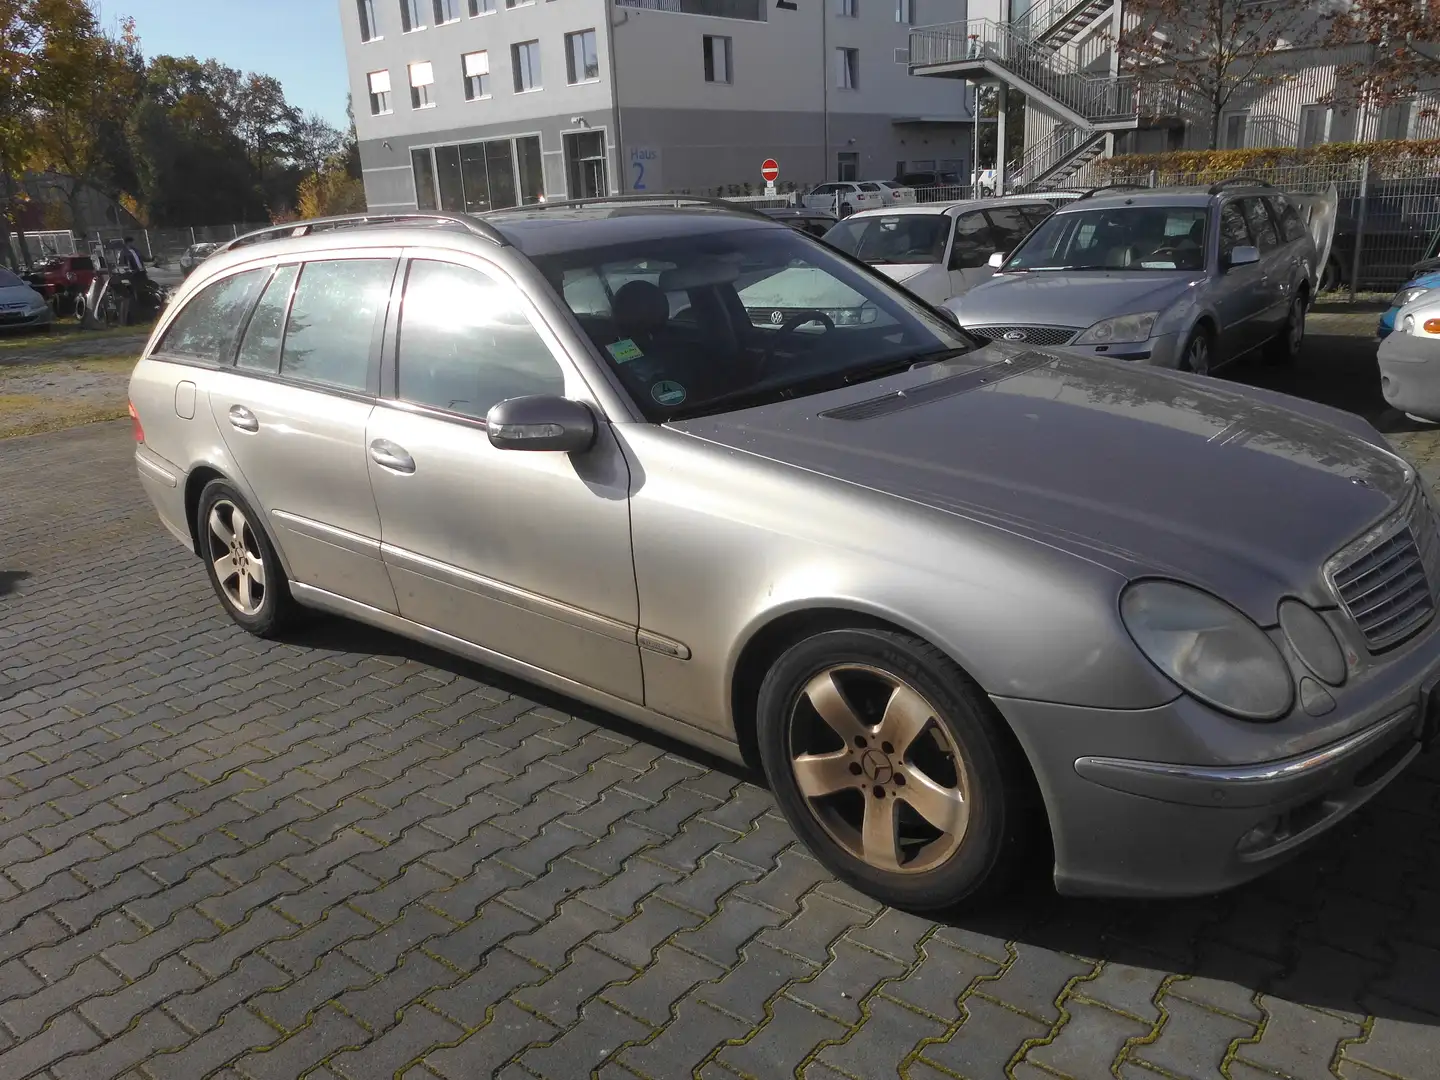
[3,404,1440,1075]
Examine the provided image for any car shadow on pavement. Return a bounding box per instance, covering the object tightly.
[0,569,31,596]
[281,612,1439,1027]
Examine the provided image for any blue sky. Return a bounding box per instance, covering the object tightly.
[97,0,351,128]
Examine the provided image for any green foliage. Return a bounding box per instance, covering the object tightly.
[1099,139,1440,179]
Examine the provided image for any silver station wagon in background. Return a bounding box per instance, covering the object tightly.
[947,180,1336,377]
[131,199,1433,908]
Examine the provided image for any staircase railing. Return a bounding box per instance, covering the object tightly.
[910,20,1138,123]
[1011,0,1108,44]
[1007,125,1089,186]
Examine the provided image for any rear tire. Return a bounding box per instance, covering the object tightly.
[1266,291,1306,366]
[755,627,1040,910]
[196,480,299,638]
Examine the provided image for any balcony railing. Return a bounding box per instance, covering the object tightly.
[614,0,763,19]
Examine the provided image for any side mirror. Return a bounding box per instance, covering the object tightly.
[987,251,1007,268]
[1225,245,1260,269]
[486,395,597,453]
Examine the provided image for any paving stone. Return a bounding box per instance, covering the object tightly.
[327,1003,465,1079]
[1130,994,1257,1080]
[1024,998,1150,1078]
[516,1000,650,1079]
[512,945,633,1026]
[232,1005,370,1080]
[815,994,948,1077]
[162,953,291,1034]
[1236,996,1364,1079]
[787,939,906,1023]
[422,1000,558,1079]
[922,993,1051,1080]
[717,996,848,1078]
[140,1006,280,1080]
[978,945,1097,1024]
[616,999,751,1079]
[602,944,726,1026]
[51,1008,190,1080]
[1074,960,1169,1023]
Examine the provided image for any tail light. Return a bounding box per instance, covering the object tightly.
[128,400,144,443]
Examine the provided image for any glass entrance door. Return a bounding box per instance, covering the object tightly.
[564,130,608,199]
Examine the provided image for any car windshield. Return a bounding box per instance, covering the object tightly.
[531,225,974,422]
[823,214,950,265]
[1004,206,1209,272]
[0,268,24,288]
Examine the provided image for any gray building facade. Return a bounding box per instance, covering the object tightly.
[342,0,974,211]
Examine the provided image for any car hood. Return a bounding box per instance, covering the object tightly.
[872,263,934,285]
[0,284,43,305]
[671,345,1411,621]
[951,270,1199,327]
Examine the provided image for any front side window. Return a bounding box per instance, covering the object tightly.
[984,205,1034,253]
[1242,198,1280,252]
[825,213,951,265]
[367,69,392,115]
[703,35,732,83]
[512,40,541,92]
[836,47,858,89]
[237,264,298,373]
[400,0,425,31]
[1004,206,1209,272]
[1268,195,1307,243]
[530,226,974,422]
[397,260,565,420]
[409,61,435,108]
[566,29,599,84]
[948,211,995,269]
[157,269,266,362]
[358,0,381,41]
[1219,203,1251,261]
[280,260,394,392]
[463,50,490,99]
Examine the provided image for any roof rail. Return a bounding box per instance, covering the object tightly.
[1076,183,1151,201]
[481,193,779,224]
[1207,176,1275,195]
[220,211,508,253]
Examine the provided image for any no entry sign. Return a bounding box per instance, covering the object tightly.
[761,159,779,183]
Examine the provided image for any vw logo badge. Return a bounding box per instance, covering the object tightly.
[1003,330,1027,341]
[770,311,785,325]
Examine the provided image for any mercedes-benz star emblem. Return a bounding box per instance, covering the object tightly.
[1003,330,1027,341]
[859,749,893,785]
[770,311,785,325]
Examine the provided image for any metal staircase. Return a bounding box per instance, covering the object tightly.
[909,0,1141,191]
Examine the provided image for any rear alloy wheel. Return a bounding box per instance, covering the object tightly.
[1180,324,1213,376]
[1267,294,1306,365]
[197,480,298,637]
[756,628,1036,909]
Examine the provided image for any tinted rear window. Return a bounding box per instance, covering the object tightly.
[279,259,392,392]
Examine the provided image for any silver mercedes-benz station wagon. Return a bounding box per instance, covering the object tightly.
[130,200,1437,908]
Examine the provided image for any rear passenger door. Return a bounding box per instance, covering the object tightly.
[1241,198,1288,336]
[364,252,643,703]
[206,252,400,613]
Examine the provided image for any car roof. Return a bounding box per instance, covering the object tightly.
[1059,186,1281,212]
[485,205,780,256]
[844,194,1058,220]
[760,207,835,219]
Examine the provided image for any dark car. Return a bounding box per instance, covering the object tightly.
[896,170,964,191]
[22,254,98,319]
[1322,181,1440,291]
[179,242,221,278]
[759,207,838,239]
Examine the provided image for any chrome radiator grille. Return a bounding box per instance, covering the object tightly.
[1329,488,1440,650]
[964,325,1080,347]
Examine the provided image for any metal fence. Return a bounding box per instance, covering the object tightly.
[1101,159,1440,295]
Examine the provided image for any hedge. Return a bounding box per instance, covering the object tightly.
[1097,139,1440,178]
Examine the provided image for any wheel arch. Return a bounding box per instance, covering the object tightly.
[183,463,297,581]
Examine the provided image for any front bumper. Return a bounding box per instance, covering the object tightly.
[1047,332,1183,370]
[995,624,1440,898]
[0,306,53,330]
[1378,333,1440,421]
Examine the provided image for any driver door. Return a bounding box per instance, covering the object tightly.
[365,252,644,703]
[1213,201,1271,357]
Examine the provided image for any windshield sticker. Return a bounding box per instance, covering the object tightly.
[607,338,644,363]
[1139,260,1178,269]
[651,380,686,406]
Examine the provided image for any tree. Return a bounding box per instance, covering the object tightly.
[975,85,1026,170]
[1119,0,1320,150]
[1322,0,1440,110]
[0,0,47,267]
[289,112,344,177]
[295,161,366,219]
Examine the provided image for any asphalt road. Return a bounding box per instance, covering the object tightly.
[0,319,1437,1080]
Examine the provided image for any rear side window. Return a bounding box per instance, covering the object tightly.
[396,259,566,421]
[1268,196,1307,243]
[1219,203,1252,258]
[236,264,298,373]
[280,259,393,392]
[1241,198,1281,252]
[156,269,265,362]
[948,211,995,269]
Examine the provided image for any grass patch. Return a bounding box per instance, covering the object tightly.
[0,321,153,352]
[0,355,135,379]
[0,400,129,439]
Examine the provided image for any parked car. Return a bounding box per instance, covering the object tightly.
[1320,181,1440,292]
[822,196,1058,306]
[22,254,97,319]
[179,242,221,278]
[0,266,55,332]
[803,182,885,217]
[946,181,1332,376]
[896,170,964,192]
[873,180,918,207]
[1377,270,1440,340]
[1378,292,1440,419]
[758,207,838,239]
[132,200,1430,908]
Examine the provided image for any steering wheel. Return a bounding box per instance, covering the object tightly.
[759,310,836,367]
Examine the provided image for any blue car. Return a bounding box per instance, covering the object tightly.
[1379,269,1440,338]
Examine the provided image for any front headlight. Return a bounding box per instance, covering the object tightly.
[1392,286,1431,310]
[1121,580,1294,720]
[1404,314,1417,334]
[1075,311,1159,345]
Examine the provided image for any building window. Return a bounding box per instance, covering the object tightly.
[433,0,459,22]
[837,152,858,181]
[505,0,534,8]
[367,69,392,114]
[409,61,436,108]
[400,0,425,31]
[1224,112,1248,149]
[836,47,858,89]
[512,40,541,92]
[468,0,493,13]
[358,0,381,40]
[703,35,732,84]
[413,135,544,214]
[1378,101,1413,141]
[1299,105,1330,149]
[565,29,599,84]
[838,0,857,15]
[895,0,913,24]
[463,50,491,99]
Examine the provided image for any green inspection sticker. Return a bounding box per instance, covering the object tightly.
[651,380,686,406]
[606,338,644,363]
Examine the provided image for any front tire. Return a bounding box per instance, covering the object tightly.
[755,628,1037,910]
[197,480,298,637]
[1179,323,1214,376]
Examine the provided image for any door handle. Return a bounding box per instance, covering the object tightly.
[369,439,415,474]
[228,405,258,432]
